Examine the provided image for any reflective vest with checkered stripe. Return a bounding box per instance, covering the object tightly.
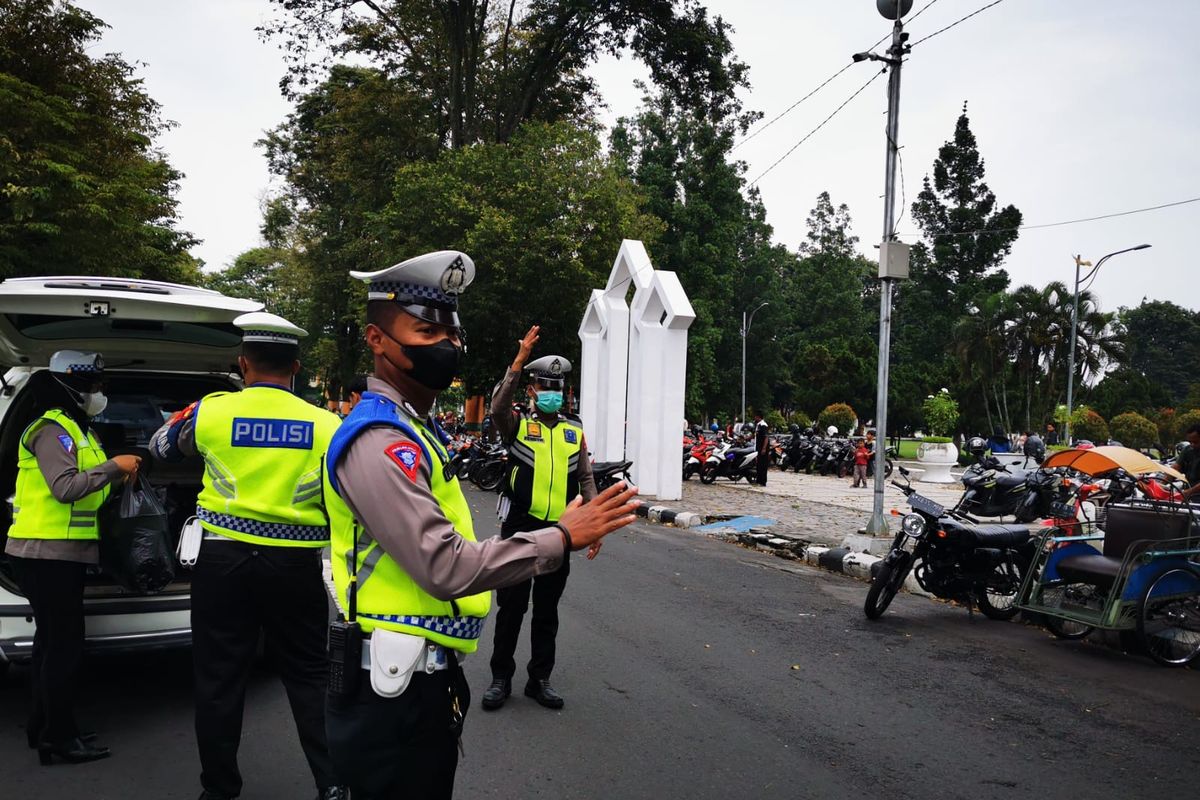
[503,414,583,522]
[326,392,491,653]
[9,409,110,541]
[193,387,341,548]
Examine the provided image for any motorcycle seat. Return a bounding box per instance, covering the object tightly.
[994,472,1027,489]
[964,524,1031,547]
[1054,554,1122,591]
[729,447,756,456]
[592,460,631,472]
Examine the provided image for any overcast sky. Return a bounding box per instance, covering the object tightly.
[79,0,1199,314]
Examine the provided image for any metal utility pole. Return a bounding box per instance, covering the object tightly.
[741,301,769,426]
[858,0,912,536]
[1064,244,1151,445]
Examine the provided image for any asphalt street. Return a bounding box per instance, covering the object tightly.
[2,486,1197,799]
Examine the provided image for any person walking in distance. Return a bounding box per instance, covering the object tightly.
[481,326,598,711]
[754,411,770,486]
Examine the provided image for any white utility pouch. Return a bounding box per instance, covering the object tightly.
[177,516,203,567]
[497,494,511,523]
[369,629,427,698]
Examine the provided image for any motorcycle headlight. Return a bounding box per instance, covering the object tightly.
[901,513,927,538]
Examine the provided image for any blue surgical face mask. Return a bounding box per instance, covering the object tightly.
[535,391,563,413]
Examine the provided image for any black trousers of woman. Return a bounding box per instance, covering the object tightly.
[10,555,88,746]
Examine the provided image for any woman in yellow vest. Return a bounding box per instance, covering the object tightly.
[4,351,141,765]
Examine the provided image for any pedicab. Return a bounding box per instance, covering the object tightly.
[1016,447,1200,666]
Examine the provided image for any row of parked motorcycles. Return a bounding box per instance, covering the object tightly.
[448,437,633,493]
[682,427,897,484]
[864,438,1198,666]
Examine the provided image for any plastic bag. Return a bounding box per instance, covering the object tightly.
[99,472,175,594]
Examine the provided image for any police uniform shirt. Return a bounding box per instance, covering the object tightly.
[2,424,122,564]
[489,368,597,503]
[334,378,565,596]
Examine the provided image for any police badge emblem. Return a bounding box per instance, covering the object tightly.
[550,359,562,376]
[440,256,468,296]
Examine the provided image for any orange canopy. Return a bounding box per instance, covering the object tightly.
[1042,446,1186,481]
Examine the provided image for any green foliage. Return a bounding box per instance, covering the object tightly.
[922,390,959,437]
[1109,412,1158,449]
[1175,409,1200,442]
[375,121,663,394]
[1120,301,1200,407]
[818,403,857,435]
[922,436,953,444]
[764,409,785,431]
[1153,408,1179,449]
[0,0,197,282]
[1072,409,1109,443]
[786,410,812,429]
[1087,366,1170,420]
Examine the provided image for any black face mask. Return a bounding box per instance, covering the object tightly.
[378,328,463,391]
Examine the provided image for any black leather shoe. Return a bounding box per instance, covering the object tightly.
[28,730,96,750]
[481,677,511,710]
[316,787,350,800]
[524,679,564,709]
[37,737,110,765]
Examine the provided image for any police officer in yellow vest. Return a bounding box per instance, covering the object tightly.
[149,313,347,800]
[323,251,639,799]
[482,332,597,711]
[5,351,141,765]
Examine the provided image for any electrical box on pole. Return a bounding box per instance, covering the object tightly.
[878,241,911,280]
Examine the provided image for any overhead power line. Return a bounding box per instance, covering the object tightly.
[910,0,1008,47]
[895,195,1200,239]
[733,63,857,152]
[749,68,886,187]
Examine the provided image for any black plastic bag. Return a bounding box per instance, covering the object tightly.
[99,473,175,594]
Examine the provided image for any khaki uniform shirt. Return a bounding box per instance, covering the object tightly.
[334,378,565,598]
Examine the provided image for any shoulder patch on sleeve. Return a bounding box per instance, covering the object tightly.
[168,401,198,427]
[57,434,75,454]
[385,441,422,482]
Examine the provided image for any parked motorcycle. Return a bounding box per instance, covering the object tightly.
[865,466,1041,620]
[593,459,634,492]
[683,439,715,481]
[700,440,758,484]
[470,444,509,492]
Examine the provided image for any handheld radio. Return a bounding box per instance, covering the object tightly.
[328,524,363,697]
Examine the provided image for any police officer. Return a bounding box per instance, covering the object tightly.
[150,313,346,800]
[323,251,639,799]
[6,351,141,764]
[481,327,596,711]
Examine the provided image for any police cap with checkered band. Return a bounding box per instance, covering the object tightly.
[350,250,475,328]
[525,355,571,390]
[233,312,308,345]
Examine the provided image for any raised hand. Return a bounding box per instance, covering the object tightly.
[556,480,639,552]
[511,325,540,371]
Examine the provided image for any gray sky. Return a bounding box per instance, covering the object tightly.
[81,0,1199,313]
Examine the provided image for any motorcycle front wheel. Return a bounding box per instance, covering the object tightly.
[975,557,1028,621]
[864,553,912,619]
[699,463,719,485]
[475,462,507,492]
[883,458,894,478]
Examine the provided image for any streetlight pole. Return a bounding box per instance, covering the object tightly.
[1064,243,1150,444]
[857,0,912,536]
[741,301,768,425]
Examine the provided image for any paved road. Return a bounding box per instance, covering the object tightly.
[2,488,1196,799]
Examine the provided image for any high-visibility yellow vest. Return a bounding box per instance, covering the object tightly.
[504,414,584,522]
[326,392,491,653]
[193,385,340,548]
[9,409,110,541]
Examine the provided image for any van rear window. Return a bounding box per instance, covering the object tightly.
[5,314,240,347]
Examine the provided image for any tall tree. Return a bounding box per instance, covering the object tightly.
[1118,300,1200,406]
[891,103,1022,431]
[259,0,748,147]
[0,0,197,281]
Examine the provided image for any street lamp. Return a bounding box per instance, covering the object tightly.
[741,301,769,425]
[1064,243,1150,444]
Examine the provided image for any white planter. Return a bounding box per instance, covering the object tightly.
[916,441,959,483]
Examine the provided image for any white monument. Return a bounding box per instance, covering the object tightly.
[578,240,694,501]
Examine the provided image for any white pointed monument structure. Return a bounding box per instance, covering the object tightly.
[578,240,694,501]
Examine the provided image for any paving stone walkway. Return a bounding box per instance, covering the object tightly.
[654,469,967,548]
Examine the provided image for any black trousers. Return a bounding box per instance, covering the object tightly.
[756,452,769,486]
[488,516,571,684]
[10,555,87,746]
[190,541,336,797]
[325,666,468,799]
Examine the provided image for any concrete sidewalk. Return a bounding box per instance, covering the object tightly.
[641,469,966,549]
